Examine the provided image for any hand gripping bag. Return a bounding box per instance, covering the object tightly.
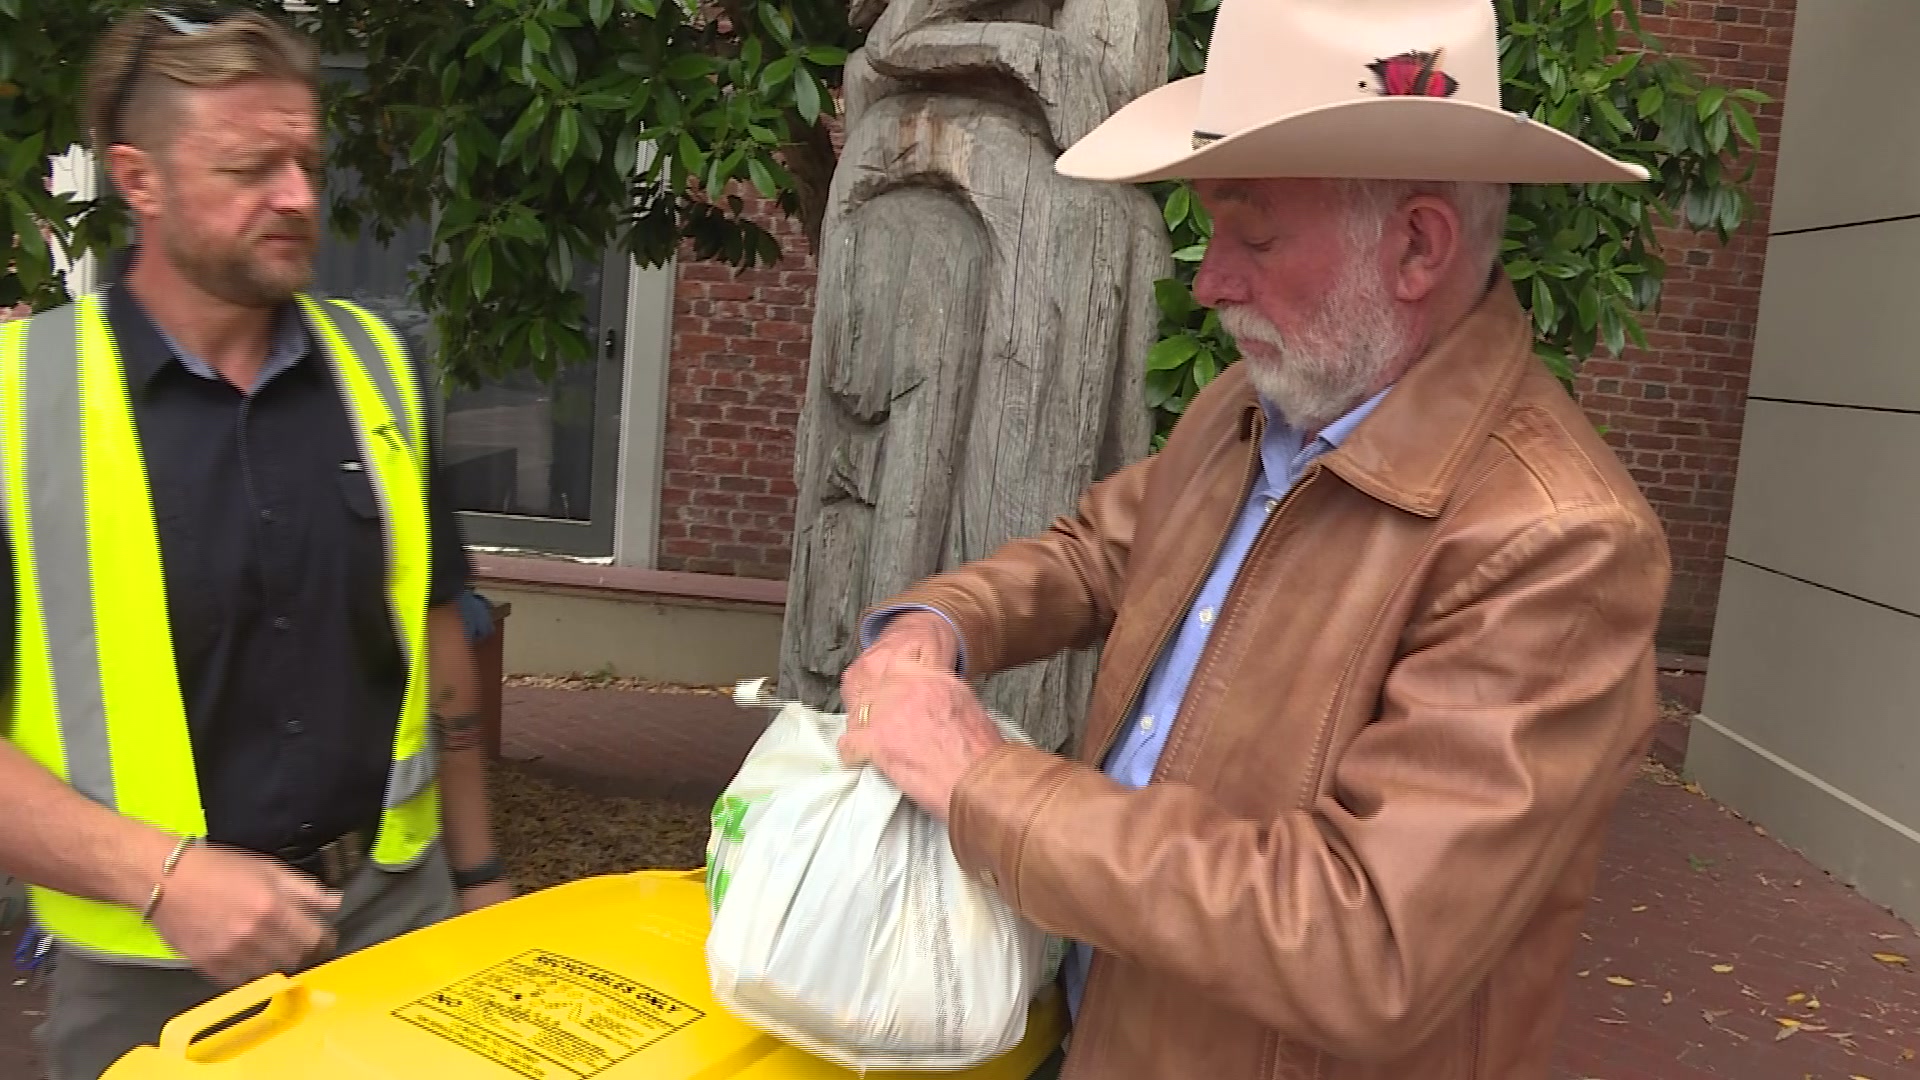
[705,679,1057,1072]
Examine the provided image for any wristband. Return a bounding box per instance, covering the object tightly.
[452,855,504,890]
[141,835,199,922]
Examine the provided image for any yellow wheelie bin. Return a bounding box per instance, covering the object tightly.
[101,868,1064,1079]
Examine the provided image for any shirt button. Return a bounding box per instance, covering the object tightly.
[259,508,277,523]
[285,717,305,735]
[1138,714,1154,734]
[1198,607,1215,626]
[272,616,292,631]
[1266,497,1279,512]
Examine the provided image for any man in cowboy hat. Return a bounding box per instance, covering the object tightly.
[836,0,1670,1077]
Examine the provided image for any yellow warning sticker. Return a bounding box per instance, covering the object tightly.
[394,949,704,1078]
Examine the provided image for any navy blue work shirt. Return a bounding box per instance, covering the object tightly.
[0,253,473,858]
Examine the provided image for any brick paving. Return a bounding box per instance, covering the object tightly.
[4,683,1914,1079]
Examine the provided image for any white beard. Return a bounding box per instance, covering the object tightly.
[1220,257,1408,435]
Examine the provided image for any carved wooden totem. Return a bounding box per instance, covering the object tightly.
[778,0,1172,752]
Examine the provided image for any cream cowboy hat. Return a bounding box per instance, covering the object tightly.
[1056,0,1649,185]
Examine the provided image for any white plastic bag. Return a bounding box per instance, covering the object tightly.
[705,678,1054,1072]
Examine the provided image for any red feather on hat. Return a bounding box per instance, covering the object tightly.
[1368,50,1460,98]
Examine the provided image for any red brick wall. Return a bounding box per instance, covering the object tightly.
[1574,0,1795,652]
[655,200,813,580]
[658,0,1796,653]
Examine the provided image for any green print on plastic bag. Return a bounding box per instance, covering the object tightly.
[712,794,752,843]
[707,793,756,913]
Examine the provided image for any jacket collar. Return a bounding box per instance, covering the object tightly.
[1232,272,1534,518]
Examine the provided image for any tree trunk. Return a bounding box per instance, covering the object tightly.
[778,0,1171,753]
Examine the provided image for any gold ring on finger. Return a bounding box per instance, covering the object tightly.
[857,702,871,727]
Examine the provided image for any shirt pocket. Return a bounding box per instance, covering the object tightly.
[337,467,395,641]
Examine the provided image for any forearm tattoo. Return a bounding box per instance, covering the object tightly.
[431,686,485,753]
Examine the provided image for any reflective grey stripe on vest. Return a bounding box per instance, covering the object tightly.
[312,300,418,455]
[22,306,118,808]
[304,299,437,808]
[386,746,436,809]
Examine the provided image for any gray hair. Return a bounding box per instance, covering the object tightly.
[1336,179,1512,279]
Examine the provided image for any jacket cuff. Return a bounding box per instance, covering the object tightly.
[948,745,1076,910]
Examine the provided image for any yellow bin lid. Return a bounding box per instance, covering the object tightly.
[102,869,1064,1079]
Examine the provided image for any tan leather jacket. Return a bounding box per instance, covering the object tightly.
[877,277,1670,1079]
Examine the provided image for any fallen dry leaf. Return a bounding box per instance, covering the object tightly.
[1871,952,1909,966]
[1577,969,1590,978]
[1901,1048,1916,1062]
[1713,964,1735,974]
[1663,991,1674,1005]
[1597,1017,1627,1025]
[1632,904,1648,912]
[1754,824,1768,836]
[1808,997,1821,1010]
[1606,976,1637,987]
[1775,1025,1798,1042]
[1787,992,1806,1004]
[1872,932,1902,940]
[1778,1018,1803,1029]
[1704,1009,1731,1024]
[1684,782,1705,795]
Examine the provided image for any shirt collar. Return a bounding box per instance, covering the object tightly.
[1256,386,1394,497]
[104,245,312,394]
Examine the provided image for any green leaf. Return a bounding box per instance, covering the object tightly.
[409,123,442,166]
[471,242,494,300]
[524,18,552,54]
[1163,184,1191,230]
[439,63,461,101]
[793,68,822,124]
[548,232,574,291]
[1728,100,1760,149]
[11,194,45,262]
[1576,287,1600,332]
[1172,243,1208,263]
[501,95,550,162]
[1531,276,1558,334]
[749,46,788,87]
[1697,86,1726,121]
[760,3,793,46]
[802,45,848,66]
[552,108,581,168]
[1594,95,1631,135]
[0,0,19,17]
[678,131,707,175]
[748,155,778,198]
[666,53,716,80]
[467,22,514,58]
[589,0,615,26]
[1146,335,1200,372]
[1193,348,1219,386]
[1154,278,1195,321]
[615,135,639,178]
[1636,83,1664,119]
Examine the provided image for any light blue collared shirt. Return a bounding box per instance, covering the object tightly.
[860,385,1393,1020]
[1058,386,1389,1017]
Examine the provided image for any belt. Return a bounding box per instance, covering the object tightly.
[275,827,374,890]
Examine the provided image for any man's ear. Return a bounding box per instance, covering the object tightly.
[1391,194,1463,304]
[105,144,164,221]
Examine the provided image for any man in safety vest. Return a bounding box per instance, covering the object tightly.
[0,10,513,1078]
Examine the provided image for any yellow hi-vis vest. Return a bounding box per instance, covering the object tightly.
[0,293,439,966]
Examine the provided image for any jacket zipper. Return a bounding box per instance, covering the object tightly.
[1066,426,1327,1080]
[1064,432,1265,1080]
[1092,427,1266,768]
[1145,460,1320,788]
